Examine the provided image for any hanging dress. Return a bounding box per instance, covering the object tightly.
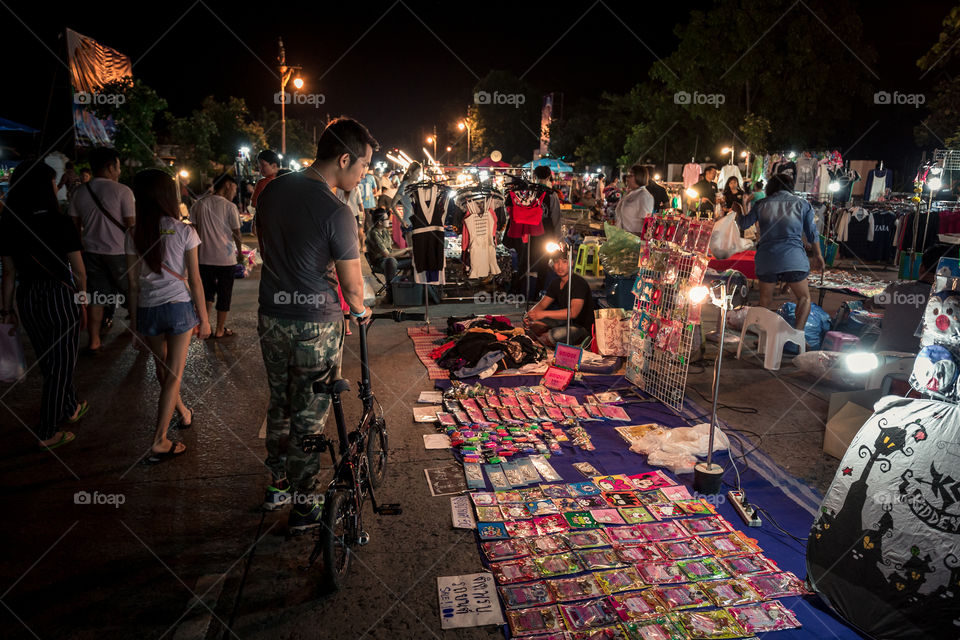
[505,190,545,241]
[462,198,501,279]
[410,184,446,284]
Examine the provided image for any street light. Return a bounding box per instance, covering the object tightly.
[178,169,189,179]
[426,135,437,158]
[458,120,471,163]
[721,146,735,165]
[278,37,304,156]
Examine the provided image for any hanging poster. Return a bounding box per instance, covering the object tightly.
[437,573,505,629]
[807,396,960,637]
[66,29,132,147]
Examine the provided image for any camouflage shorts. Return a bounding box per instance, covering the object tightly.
[258,314,344,492]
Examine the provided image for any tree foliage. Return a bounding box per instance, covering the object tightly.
[88,77,167,179]
[917,5,960,148]
[470,71,541,164]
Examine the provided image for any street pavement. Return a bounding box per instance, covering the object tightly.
[0,259,849,640]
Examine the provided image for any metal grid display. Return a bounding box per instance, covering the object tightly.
[935,149,960,171]
[625,222,713,413]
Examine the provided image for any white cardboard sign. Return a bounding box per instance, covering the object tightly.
[437,573,504,629]
[450,495,476,529]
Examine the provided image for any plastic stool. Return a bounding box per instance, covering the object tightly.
[575,243,603,276]
[736,306,806,371]
[822,330,860,352]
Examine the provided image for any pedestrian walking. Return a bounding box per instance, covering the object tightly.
[192,174,243,339]
[125,169,211,463]
[256,116,375,532]
[68,147,135,354]
[0,159,88,449]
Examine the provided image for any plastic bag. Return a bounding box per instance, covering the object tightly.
[709,212,752,260]
[0,324,26,383]
[778,301,830,351]
[628,423,728,474]
[597,223,643,276]
[647,449,699,474]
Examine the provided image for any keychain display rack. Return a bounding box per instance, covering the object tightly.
[625,214,713,413]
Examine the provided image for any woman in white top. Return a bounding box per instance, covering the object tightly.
[615,164,654,234]
[125,170,211,463]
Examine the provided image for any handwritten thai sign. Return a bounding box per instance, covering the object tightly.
[437,573,504,629]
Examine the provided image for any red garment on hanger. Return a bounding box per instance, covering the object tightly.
[506,191,545,241]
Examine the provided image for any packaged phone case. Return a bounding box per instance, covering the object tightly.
[577,547,626,571]
[563,529,611,550]
[646,502,684,520]
[501,395,521,408]
[592,475,635,492]
[520,486,548,501]
[564,511,600,529]
[476,506,507,521]
[629,471,677,491]
[653,583,710,610]
[746,571,811,598]
[618,506,655,524]
[624,615,687,640]
[506,604,566,637]
[437,412,457,427]
[610,589,667,621]
[595,566,645,594]
[546,574,605,602]
[699,532,760,557]
[637,521,686,542]
[676,557,730,582]
[698,578,761,607]
[499,581,554,609]
[657,538,709,560]
[569,624,632,640]
[673,499,716,516]
[599,404,632,421]
[558,598,620,631]
[635,490,669,505]
[590,509,627,526]
[482,538,530,562]
[541,483,573,499]
[497,490,526,504]
[552,393,579,407]
[527,500,560,517]
[528,534,571,555]
[483,408,502,422]
[505,520,538,538]
[605,525,647,545]
[577,495,609,509]
[472,491,498,506]
[487,395,503,408]
[502,503,533,519]
[719,553,777,577]
[553,497,582,512]
[636,562,686,585]
[491,556,541,584]
[679,516,732,537]
[486,466,511,490]
[584,403,606,419]
[613,544,665,564]
[534,514,571,536]
[535,552,584,578]
[478,522,510,540]
[727,600,802,633]
[603,492,643,508]
[674,609,747,639]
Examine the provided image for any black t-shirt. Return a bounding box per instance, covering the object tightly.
[0,209,81,284]
[693,179,718,212]
[646,181,669,211]
[546,273,594,330]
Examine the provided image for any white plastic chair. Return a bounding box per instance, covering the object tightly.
[736,306,806,371]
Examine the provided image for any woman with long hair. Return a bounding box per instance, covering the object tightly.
[0,159,88,449]
[722,176,749,215]
[125,169,210,463]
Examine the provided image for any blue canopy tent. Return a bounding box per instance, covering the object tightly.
[522,157,573,173]
[0,118,39,133]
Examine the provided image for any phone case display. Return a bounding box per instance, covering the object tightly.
[628,214,713,412]
[653,582,711,610]
[500,581,555,609]
[558,598,620,631]
[698,579,762,607]
[727,600,802,633]
[577,547,627,570]
[507,604,566,636]
[547,574,605,602]
[482,538,530,561]
[674,609,747,639]
[491,557,541,584]
[609,590,667,621]
[623,616,687,640]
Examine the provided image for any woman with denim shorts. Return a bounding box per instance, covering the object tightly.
[737,173,825,331]
[125,170,211,463]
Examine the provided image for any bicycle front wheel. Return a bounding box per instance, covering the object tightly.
[321,490,353,591]
[366,417,389,489]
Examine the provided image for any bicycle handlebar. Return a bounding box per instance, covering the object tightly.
[368,310,427,323]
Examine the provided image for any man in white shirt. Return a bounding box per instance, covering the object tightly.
[68,147,135,353]
[615,165,654,234]
[191,174,243,338]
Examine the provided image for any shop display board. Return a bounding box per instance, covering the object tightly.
[625,214,713,412]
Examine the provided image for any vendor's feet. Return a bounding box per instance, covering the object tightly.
[151,441,186,456]
[263,479,292,511]
[39,431,75,450]
[288,495,324,534]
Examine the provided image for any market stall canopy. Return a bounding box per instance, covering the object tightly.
[0,118,39,133]
[523,157,573,172]
[475,157,510,167]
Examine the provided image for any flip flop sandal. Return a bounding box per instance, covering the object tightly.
[67,401,90,424]
[147,442,187,464]
[216,328,236,338]
[40,431,75,450]
[174,407,194,429]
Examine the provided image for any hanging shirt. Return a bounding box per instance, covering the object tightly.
[409,185,447,278]
[717,164,742,188]
[462,205,500,279]
[795,157,818,193]
[682,163,701,188]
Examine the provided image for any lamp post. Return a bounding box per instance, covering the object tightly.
[688,282,729,494]
[721,146,735,166]
[278,37,303,156]
[426,135,437,159]
[458,120,471,163]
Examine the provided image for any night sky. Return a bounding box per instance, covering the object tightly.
[2,0,955,164]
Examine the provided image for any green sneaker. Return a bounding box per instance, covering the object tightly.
[263,480,291,511]
[288,494,325,534]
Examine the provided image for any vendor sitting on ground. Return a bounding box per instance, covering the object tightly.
[365,208,411,303]
[523,244,595,347]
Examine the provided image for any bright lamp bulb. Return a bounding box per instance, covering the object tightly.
[686,188,699,199]
[928,177,942,191]
[721,147,731,154]
[457,122,466,131]
[688,286,709,304]
[828,182,840,192]
[845,352,880,374]
[292,77,304,89]
[546,241,561,253]
[178,169,189,178]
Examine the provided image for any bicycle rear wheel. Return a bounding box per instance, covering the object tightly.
[366,417,389,488]
[321,490,353,591]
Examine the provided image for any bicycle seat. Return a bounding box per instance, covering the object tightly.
[313,378,351,395]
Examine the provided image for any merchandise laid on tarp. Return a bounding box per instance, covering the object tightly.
[427,315,549,379]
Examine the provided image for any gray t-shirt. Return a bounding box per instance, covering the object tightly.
[192,194,240,266]
[68,177,136,255]
[257,172,360,322]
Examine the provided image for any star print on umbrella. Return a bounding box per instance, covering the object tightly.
[842,467,853,476]
[913,426,927,442]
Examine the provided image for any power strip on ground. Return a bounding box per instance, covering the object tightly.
[728,491,762,527]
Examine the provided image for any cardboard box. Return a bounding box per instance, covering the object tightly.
[823,389,882,459]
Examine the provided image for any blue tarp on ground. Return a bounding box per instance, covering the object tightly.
[436,374,867,639]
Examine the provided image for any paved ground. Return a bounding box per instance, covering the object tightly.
[0,247,888,639]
